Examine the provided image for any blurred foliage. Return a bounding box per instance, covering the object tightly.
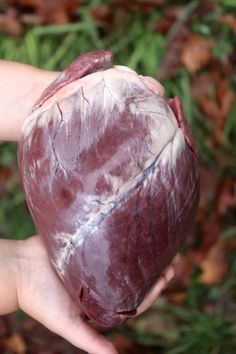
[0,0,236,353]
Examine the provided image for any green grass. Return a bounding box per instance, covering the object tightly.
[0,1,236,352]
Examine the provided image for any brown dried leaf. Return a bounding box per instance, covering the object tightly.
[201,214,221,251]
[199,167,219,212]
[181,34,213,73]
[0,7,23,36]
[200,95,222,123]
[217,177,236,216]
[200,240,228,285]
[113,334,134,353]
[199,71,234,142]
[91,4,112,25]
[167,291,186,304]
[0,166,14,196]
[215,75,234,119]
[191,74,213,100]
[7,0,79,24]
[5,333,26,354]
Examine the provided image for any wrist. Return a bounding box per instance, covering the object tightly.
[0,61,58,141]
[0,236,49,315]
[18,70,59,141]
[13,236,50,313]
[0,238,21,314]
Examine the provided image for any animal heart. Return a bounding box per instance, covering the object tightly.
[18,51,200,327]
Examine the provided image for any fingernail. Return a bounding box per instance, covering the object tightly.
[172,255,180,265]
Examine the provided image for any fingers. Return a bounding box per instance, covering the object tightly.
[17,236,117,354]
[136,264,175,316]
[54,315,118,354]
[24,287,117,354]
[22,279,118,354]
[140,76,165,97]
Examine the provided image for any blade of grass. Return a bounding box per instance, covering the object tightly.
[79,7,104,49]
[24,31,39,66]
[43,32,78,70]
[221,226,236,240]
[32,22,89,36]
[179,71,192,124]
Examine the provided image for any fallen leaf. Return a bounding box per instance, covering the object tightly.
[215,74,234,119]
[0,7,23,36]
[5,333,26,354]
[7,0,79,24]
[200,240,228,285]
[181,34,213,73]
[198,167,220,212]
[200,95,222,122]
[91,4,112,25]
[199,71,234,142]
[167,291,186,304]
[201,214,221,251]
[113,334,134,353]
[191,73,213,100]
[0,166,14,196]
[217,177,236,216]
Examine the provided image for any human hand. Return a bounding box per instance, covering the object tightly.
[0,60,58,141]
[15,235,118,354]
[2,234,175,354]
[16,235,176,352]
[136,259,176,316]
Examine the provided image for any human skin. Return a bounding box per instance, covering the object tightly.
[0,60,175,354]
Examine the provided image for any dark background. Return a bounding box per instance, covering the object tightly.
[0,0,236,353]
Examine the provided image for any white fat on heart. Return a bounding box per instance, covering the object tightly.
[22,66,181,191]
[113,65,137,74]
[22,67,135,136]
[159,128,185,168]
[52,224,102,276]
[22,66,166,137]
[52,230,84,276]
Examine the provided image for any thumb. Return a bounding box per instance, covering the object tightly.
[51,314,118,354]
[136,264,175,315]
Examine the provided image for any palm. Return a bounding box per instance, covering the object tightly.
[16,235,174,354]
[17,235,117,354]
